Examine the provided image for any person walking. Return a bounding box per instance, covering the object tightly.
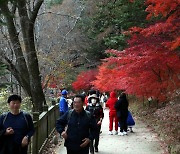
[100,93,108,109]
[115,92,129,136]
[56,94,97,154]
[59,89,68,116]
[106,91,118,135]
[86,94,104,153]
[0,95,35,154]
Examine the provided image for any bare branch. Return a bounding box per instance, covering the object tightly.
[59,6,85,50]
[152,68,162,82]
[37,11,80,19]
[30,0,44,23]
[10,1,17,15]
[27,0,32,17]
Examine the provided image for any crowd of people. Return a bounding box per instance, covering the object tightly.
[0,89,135,154]
[57,89,135,154]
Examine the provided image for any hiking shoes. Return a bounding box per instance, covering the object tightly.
[114,131,118,135]
[123,131,127,135]
[95,147,98,152]
[108,131,113,135]
[118,132,124,136]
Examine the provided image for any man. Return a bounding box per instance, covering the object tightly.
[56,94,97,154]
[0,94,35,154]
[59,89,68,116]
[86,94,104,153]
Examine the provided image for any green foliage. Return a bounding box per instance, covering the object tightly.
[21,97,33,113]
[0,89,9,114]
[80,0,148,53]
[0,19,6,25]
[60,66,79,90]
[0,63,7,76]
[45,0,64,8]
[103,34,128,50]
[93,0,148,32]
[0,89,33,114]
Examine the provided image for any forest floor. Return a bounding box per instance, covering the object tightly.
[130,95,180,154]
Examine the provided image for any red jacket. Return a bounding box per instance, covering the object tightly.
[106,91,118,112]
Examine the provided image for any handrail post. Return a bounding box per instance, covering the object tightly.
[32,112,39,154]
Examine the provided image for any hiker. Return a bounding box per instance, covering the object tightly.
[81,91,88,107]
[86,94,104,153]
[87,90,97,105]
[100,92,108,109]
[118,110,135,133]
[106,91,118,135]
[0,94,34,154]
[114,92,129,136]
[56,94,97,154]
[59,89,68,116]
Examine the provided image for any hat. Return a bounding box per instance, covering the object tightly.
[88,94,98,99]
[61,90,68,95]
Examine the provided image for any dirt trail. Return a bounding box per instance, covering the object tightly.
[55,109,166,154]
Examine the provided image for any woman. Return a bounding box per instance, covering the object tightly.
[115,92,129,136]
[86,94,104,153]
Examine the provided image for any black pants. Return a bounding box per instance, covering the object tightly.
[119,115,128,132]
[0,143,28,154]
[67,147,89,154]
[90,125,101,153]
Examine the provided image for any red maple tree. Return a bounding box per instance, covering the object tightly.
[93,0,180,102]
[72,69,98,91]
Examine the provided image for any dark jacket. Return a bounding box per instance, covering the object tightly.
[114,98,129,118]
[0,112,35,154]
[86,104,104,123]
[56,109,97,151]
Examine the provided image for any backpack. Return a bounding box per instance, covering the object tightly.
[2,111,30,128]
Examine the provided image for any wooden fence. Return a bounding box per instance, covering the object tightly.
[28,103,59,154]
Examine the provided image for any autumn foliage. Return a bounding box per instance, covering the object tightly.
[93,0,180,102]
[72,69,98,91]
[42,75,62,89]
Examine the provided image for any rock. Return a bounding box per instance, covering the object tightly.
[52,135,59,145]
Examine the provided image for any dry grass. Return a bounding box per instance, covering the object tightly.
[129,96,180,154]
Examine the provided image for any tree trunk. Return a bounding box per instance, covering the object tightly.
[17,0,46,112]
[0,0,45,112]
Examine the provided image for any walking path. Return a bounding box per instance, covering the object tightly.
[55,109,165,154]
